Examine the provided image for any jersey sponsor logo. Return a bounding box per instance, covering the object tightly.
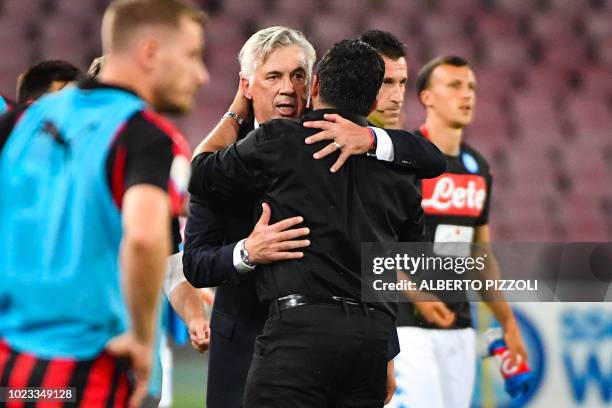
[421,173,487,217]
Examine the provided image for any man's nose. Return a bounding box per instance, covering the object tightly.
[461,85,475,100]
[390,85,404,104]
[279,75,295,95]
[198,63,210,87]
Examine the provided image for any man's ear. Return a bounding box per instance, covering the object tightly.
[368,98,378,115]
[419,89,431,107]
[136,38,159,73]
[240,74,253,100]
[310,75,320,99]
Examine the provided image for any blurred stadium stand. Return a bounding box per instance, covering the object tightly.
[0,0,610,242]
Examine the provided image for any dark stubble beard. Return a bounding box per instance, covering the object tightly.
[152,85,191,116]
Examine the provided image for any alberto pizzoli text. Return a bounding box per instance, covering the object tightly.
[372,279,538,292]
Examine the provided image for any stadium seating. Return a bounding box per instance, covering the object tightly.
[0,0,609,241]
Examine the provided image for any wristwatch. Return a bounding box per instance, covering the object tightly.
[240,240,256,268]
[223,111,245,126]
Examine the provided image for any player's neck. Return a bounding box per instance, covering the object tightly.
[312,100,335,111]
[98,59,153,106]
[424,117,463,157]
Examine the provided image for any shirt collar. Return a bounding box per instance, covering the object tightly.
[77,77,141,99]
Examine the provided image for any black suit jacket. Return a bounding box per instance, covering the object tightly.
[184,122,266,408]
[183,115,445,407]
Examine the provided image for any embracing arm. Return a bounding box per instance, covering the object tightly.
[183,195,310,287]
[182,195,242,287]
[303,113,445,177]
[193,82,250,156]
[383,128,446,178]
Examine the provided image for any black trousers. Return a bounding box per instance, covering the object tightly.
[242,302,394,408]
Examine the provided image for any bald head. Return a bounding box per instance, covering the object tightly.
[102,0,206,54]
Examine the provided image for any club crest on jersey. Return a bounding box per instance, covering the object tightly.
[421,173,487,217]
[462,151,479,173]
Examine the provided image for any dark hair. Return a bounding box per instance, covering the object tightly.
[415,55,470,97]
[105,0,206,52]
[16,60,82,103]
[316,39,384,117]
[359,30,406,60]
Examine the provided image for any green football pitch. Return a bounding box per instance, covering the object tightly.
[170,344,207,407]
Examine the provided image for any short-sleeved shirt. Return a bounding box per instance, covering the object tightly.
[0,79,190,358]
[397,126,492,329]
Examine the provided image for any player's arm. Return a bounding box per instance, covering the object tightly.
[193,81,250,156]
[164,253,210,353]
[185,82,257,287]
[169,281,209,353]
[106,111,191,408]
[399,273,457,328]
[184,196,309,286]
[187,126,309,283]
[189,124,279,201]
[475,225,528,365]
[183,194,244,287]
[397,207,458,328]
[108,187,170,408]
[303,113,446,176]
[121,185,170,346]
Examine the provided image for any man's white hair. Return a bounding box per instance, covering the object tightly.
[238,26,316,84]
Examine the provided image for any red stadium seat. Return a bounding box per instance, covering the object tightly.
[309,15,359,54]
[362,12,410,40]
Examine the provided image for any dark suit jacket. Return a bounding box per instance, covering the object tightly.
[183,117,445,407]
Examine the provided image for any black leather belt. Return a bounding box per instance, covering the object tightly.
[276,293,370,311]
